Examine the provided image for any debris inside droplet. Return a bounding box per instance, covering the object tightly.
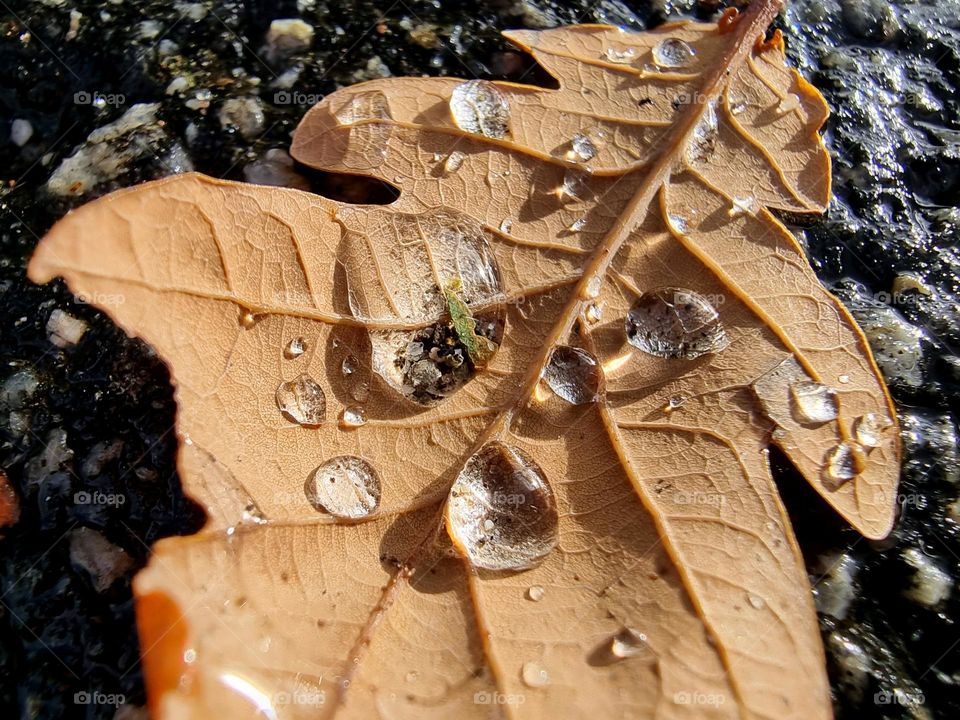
[824,441,866,486]
[449,80,510,139]
[444,278,498,366]
[284,337,305,359]
[305,456,380,518]
[728,195,759,217]
[543,345,604,405]
[789,381,839,424]
[777,93,802,115]
[499,217,514,234]
[567,132,597,163]
[652,37,695,68]
[854,413,891,448]
[443,150,465,173]
[625,287,729,359]
[446,442,558,571]
[610,627,651,659]
[604,46,638,64]
[526,585,545,602]
[521,661,550,688]
[276,374,326,426]
[339,405,367,428]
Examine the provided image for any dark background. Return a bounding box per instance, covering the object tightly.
[1,0,958,718]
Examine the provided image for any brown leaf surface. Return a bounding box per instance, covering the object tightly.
[29,2,899,718]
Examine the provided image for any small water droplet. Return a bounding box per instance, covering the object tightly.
[553,170,590,203]
[824,442,866,485]
[405,671,418,683]
[567,217,587,232]
[342,355,359,376]
[339,405,367,428]
[728,195,758,217]
[239,310,261,328]
[777,93,801,115]
[853,413,891,448]
[543,345,603,405]
[610,627,651,659]
[526,585,545,602]
[450,80,510,139]
[685,101,718,163]
[276,374,326,426]
[838,374,851,384]
[730,98,748,115]
[305,456,381,518]
[447,442,558,571]
[284,337,305,359]
[499,217,514,234]
[668,394,686,410]
[625,287,729,359]
[350,379,370,403]
[667,214,688,234]
[747,593,765,610]
[604,46,638,64]
[443,150,465,173]
[585,302,603,324]
[521,661,550,688]
[567,132,597,163]
[789,381,838,424]
[652,37,695,68]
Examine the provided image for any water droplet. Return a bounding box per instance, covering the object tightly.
[854,413,891,448]
[567,132,597,163]
[583,275,602,300]
[450,80,510,139]
[730,98,748,115]
[553,170,590,203]
[521,661,550,688]
[585,302,603,324]
[667,214,688,234]
[284,337,305,359]
[747,593,765,609]
[350,380,370,403]
[305,456,380,518]
[447,442,558,571]
[824,442,866,485]
[239,310,261,329]
[543,345,603,405]
[443,150,465,173]
[652,37,695,68]
[339,405,367,428]
[405,671,418,683]
[335,90,391,125]
[499,217,514,234]
[341,355,359,376]
[610,627,651,659]
[777,93,801,115]
[625,287,729,359]
[567,217,587,233]
[728,195,758,217]
[668,394,686,410]
[526,585,545,602]
[604,46,638,64]
[685,101,718,163]
[276,374,326,427]
[789,381,838,424]
[838,374,851,384]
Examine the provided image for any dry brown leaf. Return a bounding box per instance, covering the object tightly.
[28,2,900,718]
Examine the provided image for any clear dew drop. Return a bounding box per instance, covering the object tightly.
[685,101,718,163]
[341,355,359,376]
[526,585,545,602]
[604,46,638,64]
[305,455,380,519]
[625,287,729,359]
[789,381,839,424]
[521,661,550,688]
[777,93,802,115]
[824,441,866,485]
[730,99,748,115]
[667,213,689,234]
[668,394,686,410]
[239,310,260,329]
[284,337,306,359]
[567,217,587,233]
[542,345,604,405]
[335,90,391,125]
[443,150,465,173]
[339,405,367,428]
[854,413,891,448]
[728,195,759,218]
[585,302,603,324]
[652,37,695,68]
[610,627,651,659]
[275,374,326,427]
[567,132,597,163]
[447,442,559,571]
[499,217,514,234]
[583,275,602,300]
[554,170,590,203]
[449,80,510,139]
[747,593,766,610]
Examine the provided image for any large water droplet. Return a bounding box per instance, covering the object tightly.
[284,337,305,359]
[652,37,695,68]
[604,46,638,64]
[276,374,326,427]
[853,413,891,448]
[450,80,510,139]
[789,381,839,424]
[447,442,559,571]
[824,442,865,485]
[610,627,651,659]
[625,287,729,359]
[335,90,391,125]
[305,456,380,518]
[543,345,603,405]
[521,661,550,688]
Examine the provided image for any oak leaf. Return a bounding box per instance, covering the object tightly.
[28,2,900,718]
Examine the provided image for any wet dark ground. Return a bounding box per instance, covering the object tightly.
[0,0,958,718]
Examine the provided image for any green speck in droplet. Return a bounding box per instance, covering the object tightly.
[443,278,496,366]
